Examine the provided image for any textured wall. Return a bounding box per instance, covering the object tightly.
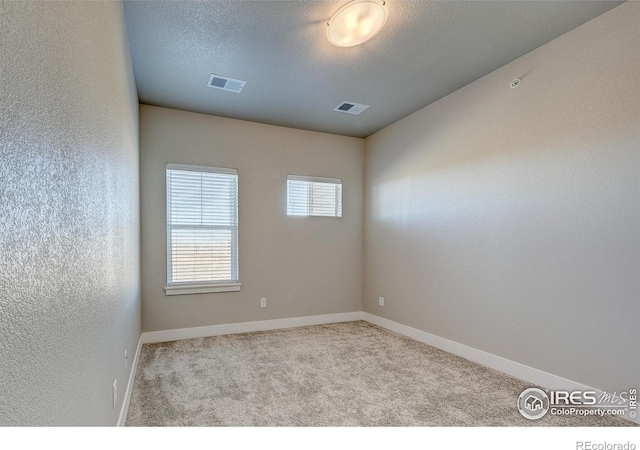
[0,2,140,425]
[140,105,363,332]
[364,2,639,392]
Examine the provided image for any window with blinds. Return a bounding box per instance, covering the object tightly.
[287,175,342,217]
[166,164,239,293]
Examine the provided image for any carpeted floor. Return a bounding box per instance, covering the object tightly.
[126,321,633,426]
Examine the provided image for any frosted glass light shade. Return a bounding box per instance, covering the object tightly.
[327,0,388,48]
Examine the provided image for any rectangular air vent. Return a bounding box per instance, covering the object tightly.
[333,101,369,115]
[207,74,246,93]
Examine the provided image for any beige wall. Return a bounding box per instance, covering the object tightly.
[140,105,364,331]
[0,2,140,425]
[364,2,639,392]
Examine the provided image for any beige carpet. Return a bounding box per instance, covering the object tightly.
[126,321,633,426]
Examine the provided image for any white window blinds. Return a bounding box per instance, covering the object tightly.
[287,175,342,217]
[166,164,238,286]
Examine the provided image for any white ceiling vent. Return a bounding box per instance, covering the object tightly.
[207,74,246,93]
[333,101,369,115]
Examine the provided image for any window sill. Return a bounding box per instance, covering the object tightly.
[164,283,242,296]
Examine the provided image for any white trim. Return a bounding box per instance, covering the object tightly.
[287,174,342,185]
[363,312,640,425]
[165,282,242,296]
[117,334,143,427]
[166,164,240,287]
[126,312,638,425]
[166,163,238,176]
[141,311,363,344]
[363,313,584,389]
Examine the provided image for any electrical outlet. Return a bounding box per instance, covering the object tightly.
[124,350,128,371]
[112,380,118,409]
[378,296,384,307]
[260,297,267,308]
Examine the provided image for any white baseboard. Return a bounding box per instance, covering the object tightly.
[117,334,143,427]
[141,311,364,344]
[363,312,588,390]
[363,312,639,425]
[124,311,638,425]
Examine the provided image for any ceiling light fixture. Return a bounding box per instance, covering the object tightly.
[327,0,388,48]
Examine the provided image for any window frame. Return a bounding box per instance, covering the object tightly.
[286,174,343,218]
[164,163,241,296]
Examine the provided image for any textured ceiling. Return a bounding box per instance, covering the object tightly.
[123,1,621,138]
